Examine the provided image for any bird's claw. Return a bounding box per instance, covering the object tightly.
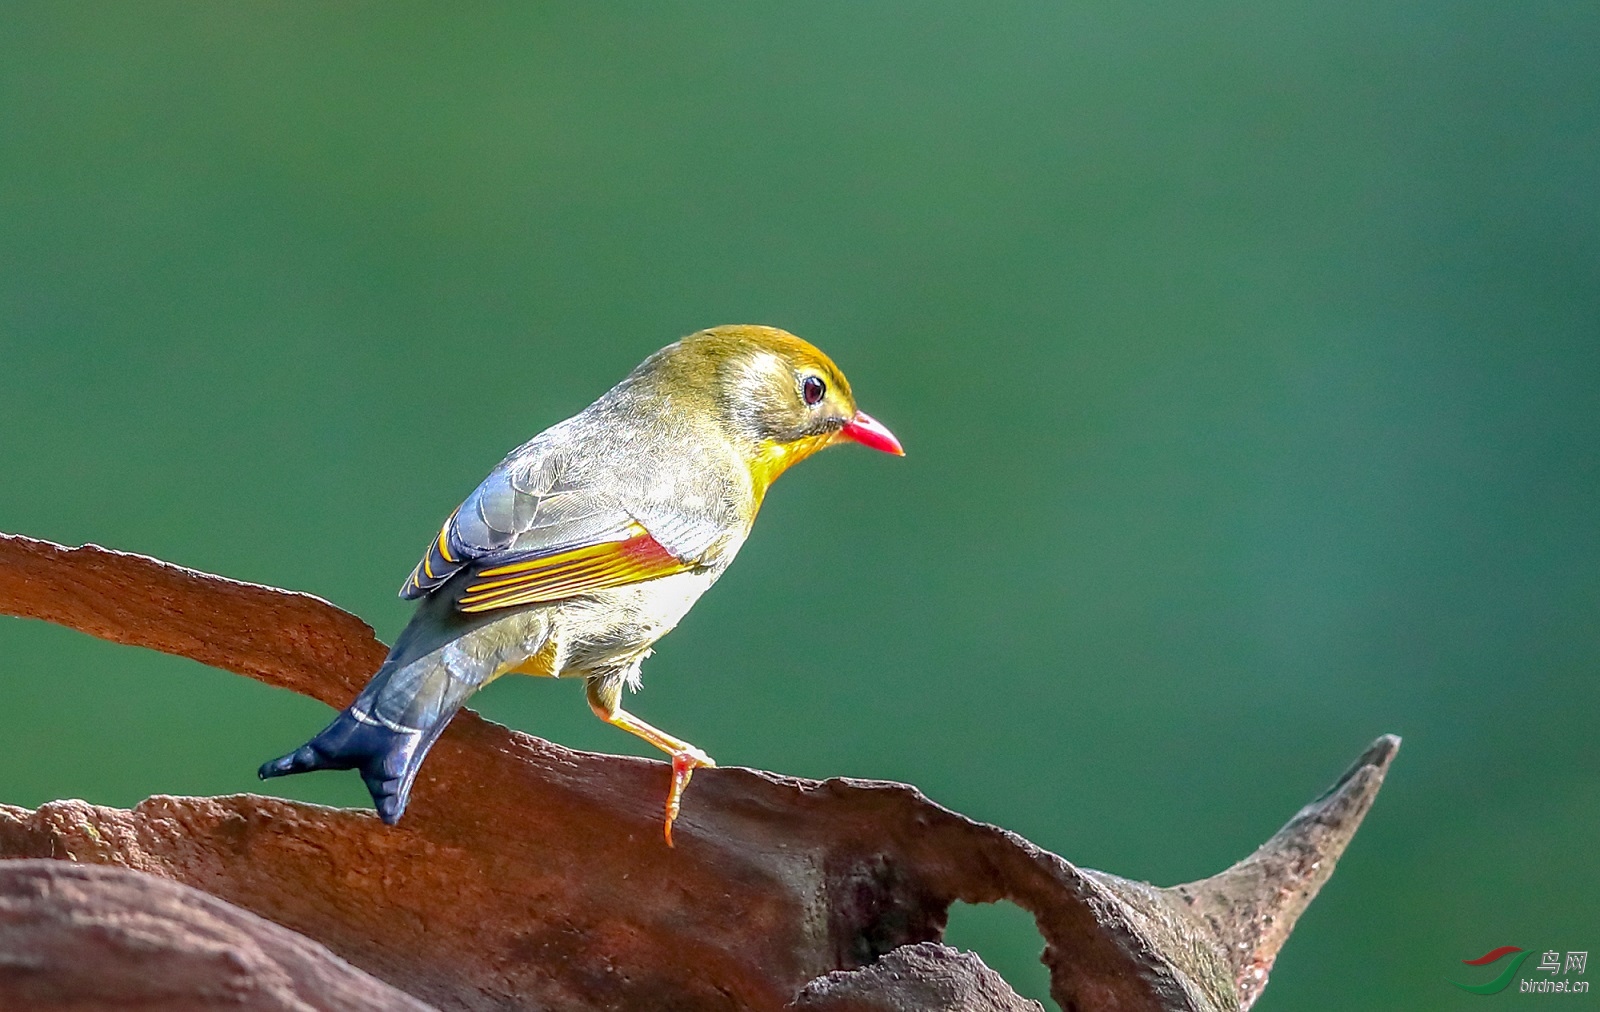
[663,747,716,847]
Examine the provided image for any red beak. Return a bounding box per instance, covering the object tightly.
[838,410,905,456]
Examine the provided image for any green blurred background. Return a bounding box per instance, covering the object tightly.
[2,4,1596,1009]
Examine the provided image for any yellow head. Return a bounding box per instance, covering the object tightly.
[637,325,904,493]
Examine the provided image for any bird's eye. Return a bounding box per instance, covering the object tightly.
[802,375,826,406]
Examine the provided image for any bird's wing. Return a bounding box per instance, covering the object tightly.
[400,440,728,614]
[450,521,686,614]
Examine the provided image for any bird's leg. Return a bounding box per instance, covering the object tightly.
[586,677,715,847]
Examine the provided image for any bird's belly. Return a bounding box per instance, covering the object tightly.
[550,568,720,676]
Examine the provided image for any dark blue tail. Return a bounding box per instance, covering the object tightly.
[259,586,513,823]
[258,703,443,824]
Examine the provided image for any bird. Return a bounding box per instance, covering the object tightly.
[259,325,903,844]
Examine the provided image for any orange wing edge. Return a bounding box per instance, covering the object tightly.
[455,524,689,614]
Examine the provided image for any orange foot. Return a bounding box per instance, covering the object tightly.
[664,746,716,847]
